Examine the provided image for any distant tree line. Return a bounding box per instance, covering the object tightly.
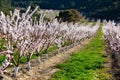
[0,0,120,21]
[0,0,13,14]
[56,9,84,23]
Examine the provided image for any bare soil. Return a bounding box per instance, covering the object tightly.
[2,38,92,80]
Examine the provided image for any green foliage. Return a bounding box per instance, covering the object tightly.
[0,55,5,66]
[51,27,111,80]
[0,0,13,14]
[56,9,84,22]
[44,17,51,22]
[48,45,57,52]
[62,40,72,47]
[0,43,57,66]
[7,0,120,21]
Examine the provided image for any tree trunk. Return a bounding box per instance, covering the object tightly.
[27,61,31,70]
[45,54,49,59]
[13,67,19,77]
[37,56,41,63]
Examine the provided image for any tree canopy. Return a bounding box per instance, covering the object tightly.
[57,9,84,23]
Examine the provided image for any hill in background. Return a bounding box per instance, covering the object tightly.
[0,0,120,21]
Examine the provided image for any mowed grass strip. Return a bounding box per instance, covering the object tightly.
[51,27,110,80]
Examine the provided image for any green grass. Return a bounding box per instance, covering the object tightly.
[0,55,5,66]
[48,45,57,52]
[51,27,111,80]
[0,39,70,66]
[18,45,57,64]
[0,44,57,65]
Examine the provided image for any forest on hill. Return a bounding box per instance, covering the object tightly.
[0,0,120,21]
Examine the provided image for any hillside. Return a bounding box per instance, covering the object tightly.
[0,0,120,21]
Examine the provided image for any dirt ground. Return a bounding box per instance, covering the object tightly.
[2,38,92,80]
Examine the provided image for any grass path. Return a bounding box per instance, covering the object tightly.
[51,27,111,80]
